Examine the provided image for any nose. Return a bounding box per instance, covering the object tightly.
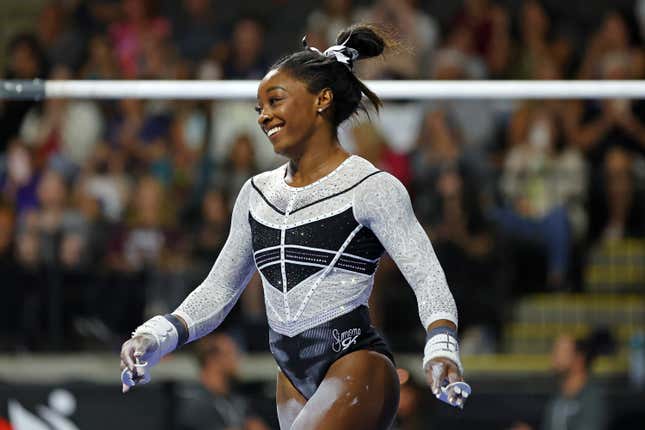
[257,109,271,127]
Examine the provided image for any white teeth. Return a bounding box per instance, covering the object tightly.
[267,127,282,137]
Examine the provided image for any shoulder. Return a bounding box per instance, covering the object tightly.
[250,163,287,190]
[353,169,410,225]
[355,167,407,196]
[581,382,606,402]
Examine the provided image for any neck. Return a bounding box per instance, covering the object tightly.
[561,368,588,397]
[286,138,350,187]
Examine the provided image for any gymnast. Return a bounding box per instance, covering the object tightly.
[120,23,469,430]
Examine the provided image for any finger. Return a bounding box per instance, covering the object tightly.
[447,365,461,384]
[121,344,137,372]
[430,362,446,396]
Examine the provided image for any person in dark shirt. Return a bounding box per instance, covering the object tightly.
[176,333,268,430]
[511,333,608,430]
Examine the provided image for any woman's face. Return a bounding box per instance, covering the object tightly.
[256,69,324,156]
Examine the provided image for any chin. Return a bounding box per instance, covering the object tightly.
[272,140,296,157]
[272,143,287,156]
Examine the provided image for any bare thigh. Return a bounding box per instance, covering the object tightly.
[277,350,399,430]
[276,371,307,430]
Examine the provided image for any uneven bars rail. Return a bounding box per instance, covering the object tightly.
[2,79,645,100]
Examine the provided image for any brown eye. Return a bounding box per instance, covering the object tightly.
[254,105,262,114]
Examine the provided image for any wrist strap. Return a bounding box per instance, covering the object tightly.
[423,327,463,375]
[164,314,189,347]
[133,315,179,366]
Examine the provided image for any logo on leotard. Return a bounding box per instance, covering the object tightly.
[332,328,361,352]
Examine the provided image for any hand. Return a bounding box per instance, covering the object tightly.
[119,334,158,393]
[424,357,467,407]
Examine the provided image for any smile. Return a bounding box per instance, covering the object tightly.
[267,126,283,137]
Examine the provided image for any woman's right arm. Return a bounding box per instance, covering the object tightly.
[120,179,256,390]
[172,179,256,342]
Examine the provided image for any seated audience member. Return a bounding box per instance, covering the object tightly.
[176,333,270,430]
[493,110,586,289]
[510,333,609,430]
[566,51,645,168]
[588,147,645,243]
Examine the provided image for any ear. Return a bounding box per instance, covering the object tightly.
[316,88,333,114]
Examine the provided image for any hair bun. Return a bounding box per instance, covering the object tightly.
[336,24,386,60]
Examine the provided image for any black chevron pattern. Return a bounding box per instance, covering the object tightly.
[248,210,384,291]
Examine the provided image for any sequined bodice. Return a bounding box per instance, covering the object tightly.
[174,156,457,340]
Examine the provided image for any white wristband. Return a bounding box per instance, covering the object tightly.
[133,315,179,367]
[422,332,463,375]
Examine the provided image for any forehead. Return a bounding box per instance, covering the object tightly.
[257,68,307,97]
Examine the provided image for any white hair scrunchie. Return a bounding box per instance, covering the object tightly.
[302,34,360,71]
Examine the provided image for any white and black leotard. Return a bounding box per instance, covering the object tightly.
[173,155,458,397]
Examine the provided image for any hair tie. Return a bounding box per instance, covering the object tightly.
[302,35,359,71]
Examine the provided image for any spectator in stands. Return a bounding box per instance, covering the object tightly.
[109,0,170,78]
[192,188,230,281]
[432,26,487,80]
[19,65,104,173]
[82,143,131,223]
[81,35,119,79]
[578,10,644,80]
[122,175,173,272]
[0,33,47,151]
[451,0,510,77]
[351,122,412,187]
[106,99,172,170]
[355,0,439,79]
[428,37,497,155]
[0,140,40,216]
[223,17,268,80]
[168,101,209,201]
[36,2,85,71]
[510,0,564,79]
[506,59,587,242]
[104,175,171,332]
[171,0,227,66]
[493,108,586,289]
[411,108,487,196]
[176,333,269,430]
[306,0,355,48]
[411,109,500,336]
[511,333,608,430]
[508,57,568,149]
[588,147,645,243]
[34,169,88,267]
[566,51,645,168]
[223,133,259,198]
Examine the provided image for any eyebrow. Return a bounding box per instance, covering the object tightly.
[257,85,288,102]
[266,86,287,93]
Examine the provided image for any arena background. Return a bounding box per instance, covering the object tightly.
[1,0,644,429]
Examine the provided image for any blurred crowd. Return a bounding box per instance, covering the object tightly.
[0,0,644,353]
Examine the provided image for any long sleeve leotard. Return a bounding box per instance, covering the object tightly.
[173,155,457,341]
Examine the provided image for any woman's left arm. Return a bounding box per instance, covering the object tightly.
[354,172,466,403]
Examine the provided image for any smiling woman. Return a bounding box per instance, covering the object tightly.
[120,23,469,430]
